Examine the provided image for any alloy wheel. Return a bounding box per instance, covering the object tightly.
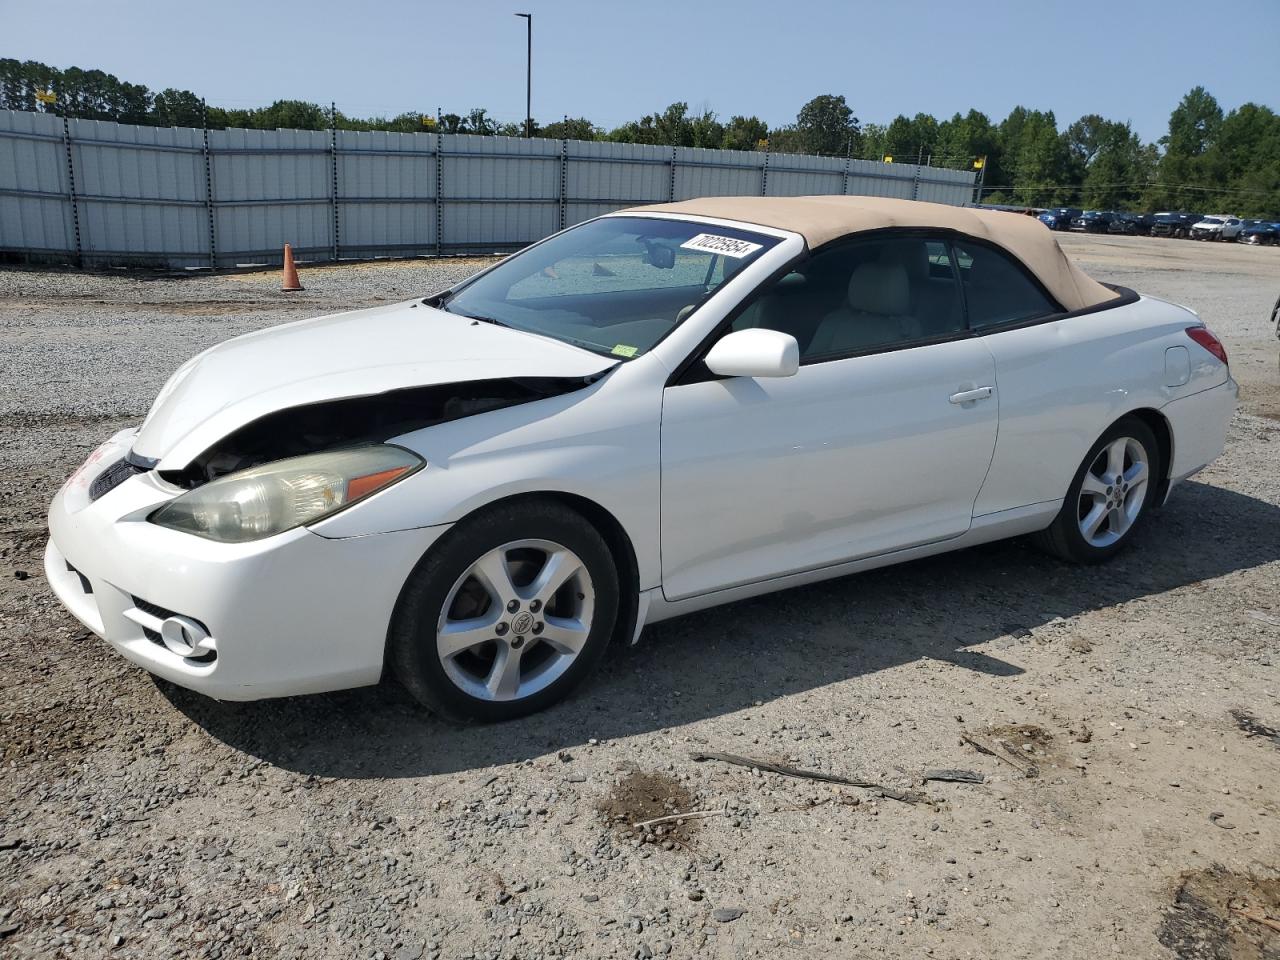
[1076,437,1150,548]
[436,539,594,702]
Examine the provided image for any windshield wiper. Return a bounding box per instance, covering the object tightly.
[438,301,512,328]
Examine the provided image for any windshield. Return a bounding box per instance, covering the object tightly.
[439,216,779,359]
[1201,217,1223,224]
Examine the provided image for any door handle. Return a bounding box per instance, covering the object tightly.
[949,386,993,404]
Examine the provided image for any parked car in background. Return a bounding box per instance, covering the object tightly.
[1038,207,1082,231]
[1107,213,1153,236]
[1070,211,1115,233]
[1191,216,1244,241]
[1150,213,1202,239]
[1240,221,1280,246]
[45,196,1236,720]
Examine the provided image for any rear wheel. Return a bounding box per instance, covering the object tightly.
[1033,416,1162,563]
[389,500,619,722]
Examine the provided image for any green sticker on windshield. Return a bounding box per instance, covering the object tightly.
[611,344,638,358]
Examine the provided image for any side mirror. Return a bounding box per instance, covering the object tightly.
[704,328,799,379]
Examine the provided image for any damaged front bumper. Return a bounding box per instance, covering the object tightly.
[46,429,447,701]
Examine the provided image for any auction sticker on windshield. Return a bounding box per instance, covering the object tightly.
[679,234,764,258]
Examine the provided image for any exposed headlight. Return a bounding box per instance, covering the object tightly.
[149,445,423,543]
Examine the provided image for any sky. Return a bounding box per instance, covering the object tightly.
[3,0,1278,143]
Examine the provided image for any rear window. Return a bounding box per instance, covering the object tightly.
[953,241,1059,328]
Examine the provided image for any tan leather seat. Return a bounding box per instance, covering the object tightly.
[807,260,920,356]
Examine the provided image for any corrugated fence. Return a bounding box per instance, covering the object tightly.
[0,109,977,269]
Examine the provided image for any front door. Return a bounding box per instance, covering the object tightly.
[659,234,999,601]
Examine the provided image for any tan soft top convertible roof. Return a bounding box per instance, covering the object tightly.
[627,195,1118,313]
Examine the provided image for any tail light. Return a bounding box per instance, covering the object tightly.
[1186,326,1228,365]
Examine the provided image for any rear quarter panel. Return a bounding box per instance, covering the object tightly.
[973,295,1227,517]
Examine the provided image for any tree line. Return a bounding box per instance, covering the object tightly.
[2,59,1276,217]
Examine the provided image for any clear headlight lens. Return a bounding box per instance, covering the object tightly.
[149,445,423,543]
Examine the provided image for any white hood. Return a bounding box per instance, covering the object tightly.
[133,300,615,469]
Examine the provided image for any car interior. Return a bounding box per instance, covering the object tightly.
[730,237,967,357]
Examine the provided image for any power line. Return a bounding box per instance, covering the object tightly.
[977,180,1277,197]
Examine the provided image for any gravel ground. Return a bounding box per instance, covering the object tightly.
[1,235,1278,960]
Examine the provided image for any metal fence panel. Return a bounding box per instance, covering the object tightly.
[442,134,561,249]
[848,158,906,198]
[70,118,208,261]
[764,153,847,197]
[916,165,976,203]
[673,147,766,199]
[336,129,438,258]
[209,127,332,264]
[569,140,671,203]
[0,111,73,253]
[0,108,977,267]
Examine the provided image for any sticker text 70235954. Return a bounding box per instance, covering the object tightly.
[678,234,764,258]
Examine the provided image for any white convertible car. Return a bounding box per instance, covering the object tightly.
[47,196,1237,721]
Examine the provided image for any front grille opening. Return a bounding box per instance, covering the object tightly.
[131,596,176,620]
[65,561,92,595]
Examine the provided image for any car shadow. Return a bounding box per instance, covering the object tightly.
[159,479,1280,778]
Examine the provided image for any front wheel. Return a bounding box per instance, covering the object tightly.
[1032,416,1162,563]
[389,500,619,722]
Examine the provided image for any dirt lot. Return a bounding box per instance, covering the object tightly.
[1,234,1278,960]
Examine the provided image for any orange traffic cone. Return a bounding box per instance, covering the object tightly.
[281,244,303,292]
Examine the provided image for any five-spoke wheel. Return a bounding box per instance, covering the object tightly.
[390,500,618,722]
[1034,415,1162,563]
[436,540,594,703]
[1076,436,1151,548]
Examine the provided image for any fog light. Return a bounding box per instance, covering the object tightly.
[160,615,215,659]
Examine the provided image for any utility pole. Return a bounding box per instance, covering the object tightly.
[515,13,532,137]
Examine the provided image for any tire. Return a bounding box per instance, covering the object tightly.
[1032,416,1162,564]
[389,499,620,722]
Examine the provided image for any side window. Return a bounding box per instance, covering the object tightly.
[730,235,965,361]
[952,241,1059,328]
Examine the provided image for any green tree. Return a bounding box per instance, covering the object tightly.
[0,59,60,112]
[860,122,887,160]
[1081,121,1152,209]
[1065,113,1110,166]
[935,110,998,171]
[1145,87,1228,211]
[1163,86,1222,157]
[538,116,599,141]
[1207,103,1280,216]
[56,66,152,122]
[882,113,939,161]
[765,126,803,154]
[720,115,768,152]
[152,88,205,127]
[687,108,724,148]
[607,102,705,146]
[793,94,859,155]
[463,108,495,136]
[999,107,1070,205]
